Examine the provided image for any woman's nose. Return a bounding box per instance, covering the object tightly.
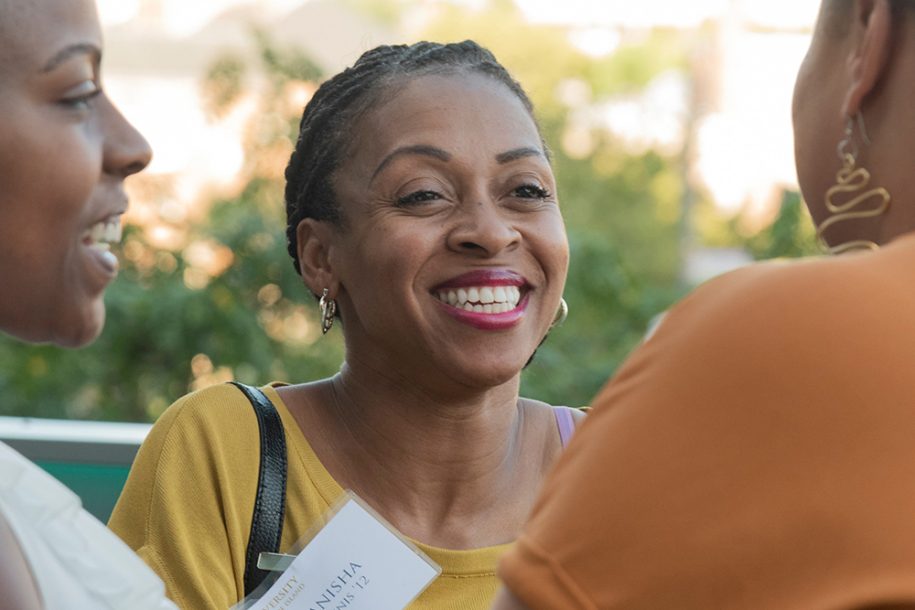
[446,199,521,257]
[101,96,152,178]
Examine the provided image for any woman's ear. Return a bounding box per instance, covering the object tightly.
[842,0,894,117]
[296,218,339,298]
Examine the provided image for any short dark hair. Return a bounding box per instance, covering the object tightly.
[283,40,538,275]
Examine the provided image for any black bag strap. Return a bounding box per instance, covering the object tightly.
[229,382,288,597]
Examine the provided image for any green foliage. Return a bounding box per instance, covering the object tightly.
[254,29,323,85]
[585,30,689,98]
[693,189,820,261]
[744,190,821,260]
[201,55,246,119]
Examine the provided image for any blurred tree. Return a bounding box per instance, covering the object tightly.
[744,190,820,261]
[694,188,821,260]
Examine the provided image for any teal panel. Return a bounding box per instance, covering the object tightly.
[36,461,130,523]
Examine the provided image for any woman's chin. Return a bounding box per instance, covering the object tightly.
[49,299,106,348]
[449,361,525,392]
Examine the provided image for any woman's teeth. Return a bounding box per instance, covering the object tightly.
[84,218,123,250]
[435,285,522,314]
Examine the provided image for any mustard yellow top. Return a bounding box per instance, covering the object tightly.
[110,384,509,609]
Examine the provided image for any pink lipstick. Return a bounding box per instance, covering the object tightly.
[432,269,530,330]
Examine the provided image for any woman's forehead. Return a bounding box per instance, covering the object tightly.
[377,71,529,118]
[352,72,541,161]
[0,0,101,74]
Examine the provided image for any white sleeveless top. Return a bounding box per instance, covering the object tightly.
[0,441,176,610]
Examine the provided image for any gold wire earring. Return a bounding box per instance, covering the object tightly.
[319,288,336,334]
[550,298,568,329]
[816,112,891,255]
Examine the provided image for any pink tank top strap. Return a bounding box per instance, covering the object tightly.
[552,406,577,449]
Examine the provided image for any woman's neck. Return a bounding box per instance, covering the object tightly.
[287,361,552,548]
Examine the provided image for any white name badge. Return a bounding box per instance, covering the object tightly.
[235,492,441,610]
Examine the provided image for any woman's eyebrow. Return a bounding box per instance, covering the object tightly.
[42,43,101,73]
[371,144,451,181]
[496,147,545,164]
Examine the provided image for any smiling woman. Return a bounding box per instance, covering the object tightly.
[110,40,582,609]
[0,0,150,348]
[0,0,174,608]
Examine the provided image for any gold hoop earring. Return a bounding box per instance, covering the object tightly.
[816,113,890,255]
[550,298,568,329]
[319,288,336,334]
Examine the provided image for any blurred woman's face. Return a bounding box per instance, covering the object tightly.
[0,0,151,347]
[326,72,569,392]
[792,3,848,233]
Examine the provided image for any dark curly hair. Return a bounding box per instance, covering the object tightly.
[283,40,539,275]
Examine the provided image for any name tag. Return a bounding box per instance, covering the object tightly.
[237,492,440,610]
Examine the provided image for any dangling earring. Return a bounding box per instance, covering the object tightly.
[816,112,890,255]
[319,288,336,334]
[550,298,568,329]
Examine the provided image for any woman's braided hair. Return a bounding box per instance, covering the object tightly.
[284,40,537,274]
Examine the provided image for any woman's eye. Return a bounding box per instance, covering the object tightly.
[396,190,442,206]
[60,82,102,111]
[513,184,552,200]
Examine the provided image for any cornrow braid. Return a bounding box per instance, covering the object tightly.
[284,40,538,275]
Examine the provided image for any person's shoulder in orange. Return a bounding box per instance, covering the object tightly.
[497,234,915,609]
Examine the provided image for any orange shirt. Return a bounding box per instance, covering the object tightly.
[500,233,915,609]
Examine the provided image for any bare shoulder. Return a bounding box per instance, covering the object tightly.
[274,379,332,413]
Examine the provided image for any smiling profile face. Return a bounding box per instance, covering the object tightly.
[0,0,151,347]
[310,71,569,392]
